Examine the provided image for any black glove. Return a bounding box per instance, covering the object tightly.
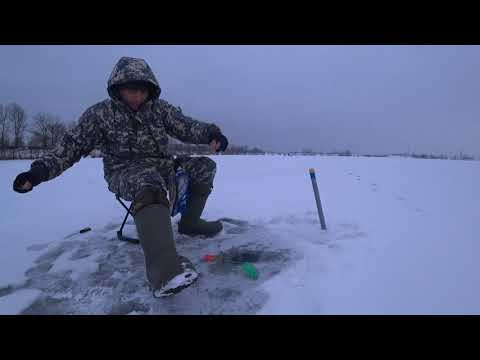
[13,165,48,193]
[209,132,228,152]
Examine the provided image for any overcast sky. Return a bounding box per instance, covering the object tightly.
[0,45,479,156]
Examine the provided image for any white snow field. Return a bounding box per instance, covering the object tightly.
[0,155,479,314]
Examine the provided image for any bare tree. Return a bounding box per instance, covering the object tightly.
[47,118,67,147]
[30,112,54,149]
[29,113,69,149]
[6,103,28,148]
[0,104,10,149]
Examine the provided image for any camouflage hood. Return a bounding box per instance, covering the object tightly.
[107,57,161,102]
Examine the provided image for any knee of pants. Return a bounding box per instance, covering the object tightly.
[198,156,217,179]
[198,156,217,171]
[183,157,217,186]
[132,186,170,215]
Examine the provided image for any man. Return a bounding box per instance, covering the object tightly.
[12,57,228,298]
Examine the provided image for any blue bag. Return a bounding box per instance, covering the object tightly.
[171,168,189,217]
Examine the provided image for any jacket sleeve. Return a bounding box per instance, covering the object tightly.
[30,105,104,181]
[160,100,221,144]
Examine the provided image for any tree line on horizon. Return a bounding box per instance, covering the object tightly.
[0,102,475,161]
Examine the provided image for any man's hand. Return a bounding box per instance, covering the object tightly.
[210,140,220,152]
[13,172,34,193]
[12,165,48,194]
[209,132,228,153]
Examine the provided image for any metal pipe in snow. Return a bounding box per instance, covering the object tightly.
[309,168,327,230]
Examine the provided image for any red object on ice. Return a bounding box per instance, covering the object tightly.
[202,254,217,262]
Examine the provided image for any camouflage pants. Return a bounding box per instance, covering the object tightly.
[110,156,217,202]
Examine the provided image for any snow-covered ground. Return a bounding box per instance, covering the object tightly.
[0,155,479,314]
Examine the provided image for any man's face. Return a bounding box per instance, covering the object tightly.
[118,85,149,111]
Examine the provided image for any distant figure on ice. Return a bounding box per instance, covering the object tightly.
[12,57,229,297]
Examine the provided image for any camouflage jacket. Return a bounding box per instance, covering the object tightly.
[31,57,221,199]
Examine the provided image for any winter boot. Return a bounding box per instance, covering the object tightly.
[133,196,198,298]
[178,183,223,237]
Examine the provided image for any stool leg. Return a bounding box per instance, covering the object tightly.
[116,197,140,244]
